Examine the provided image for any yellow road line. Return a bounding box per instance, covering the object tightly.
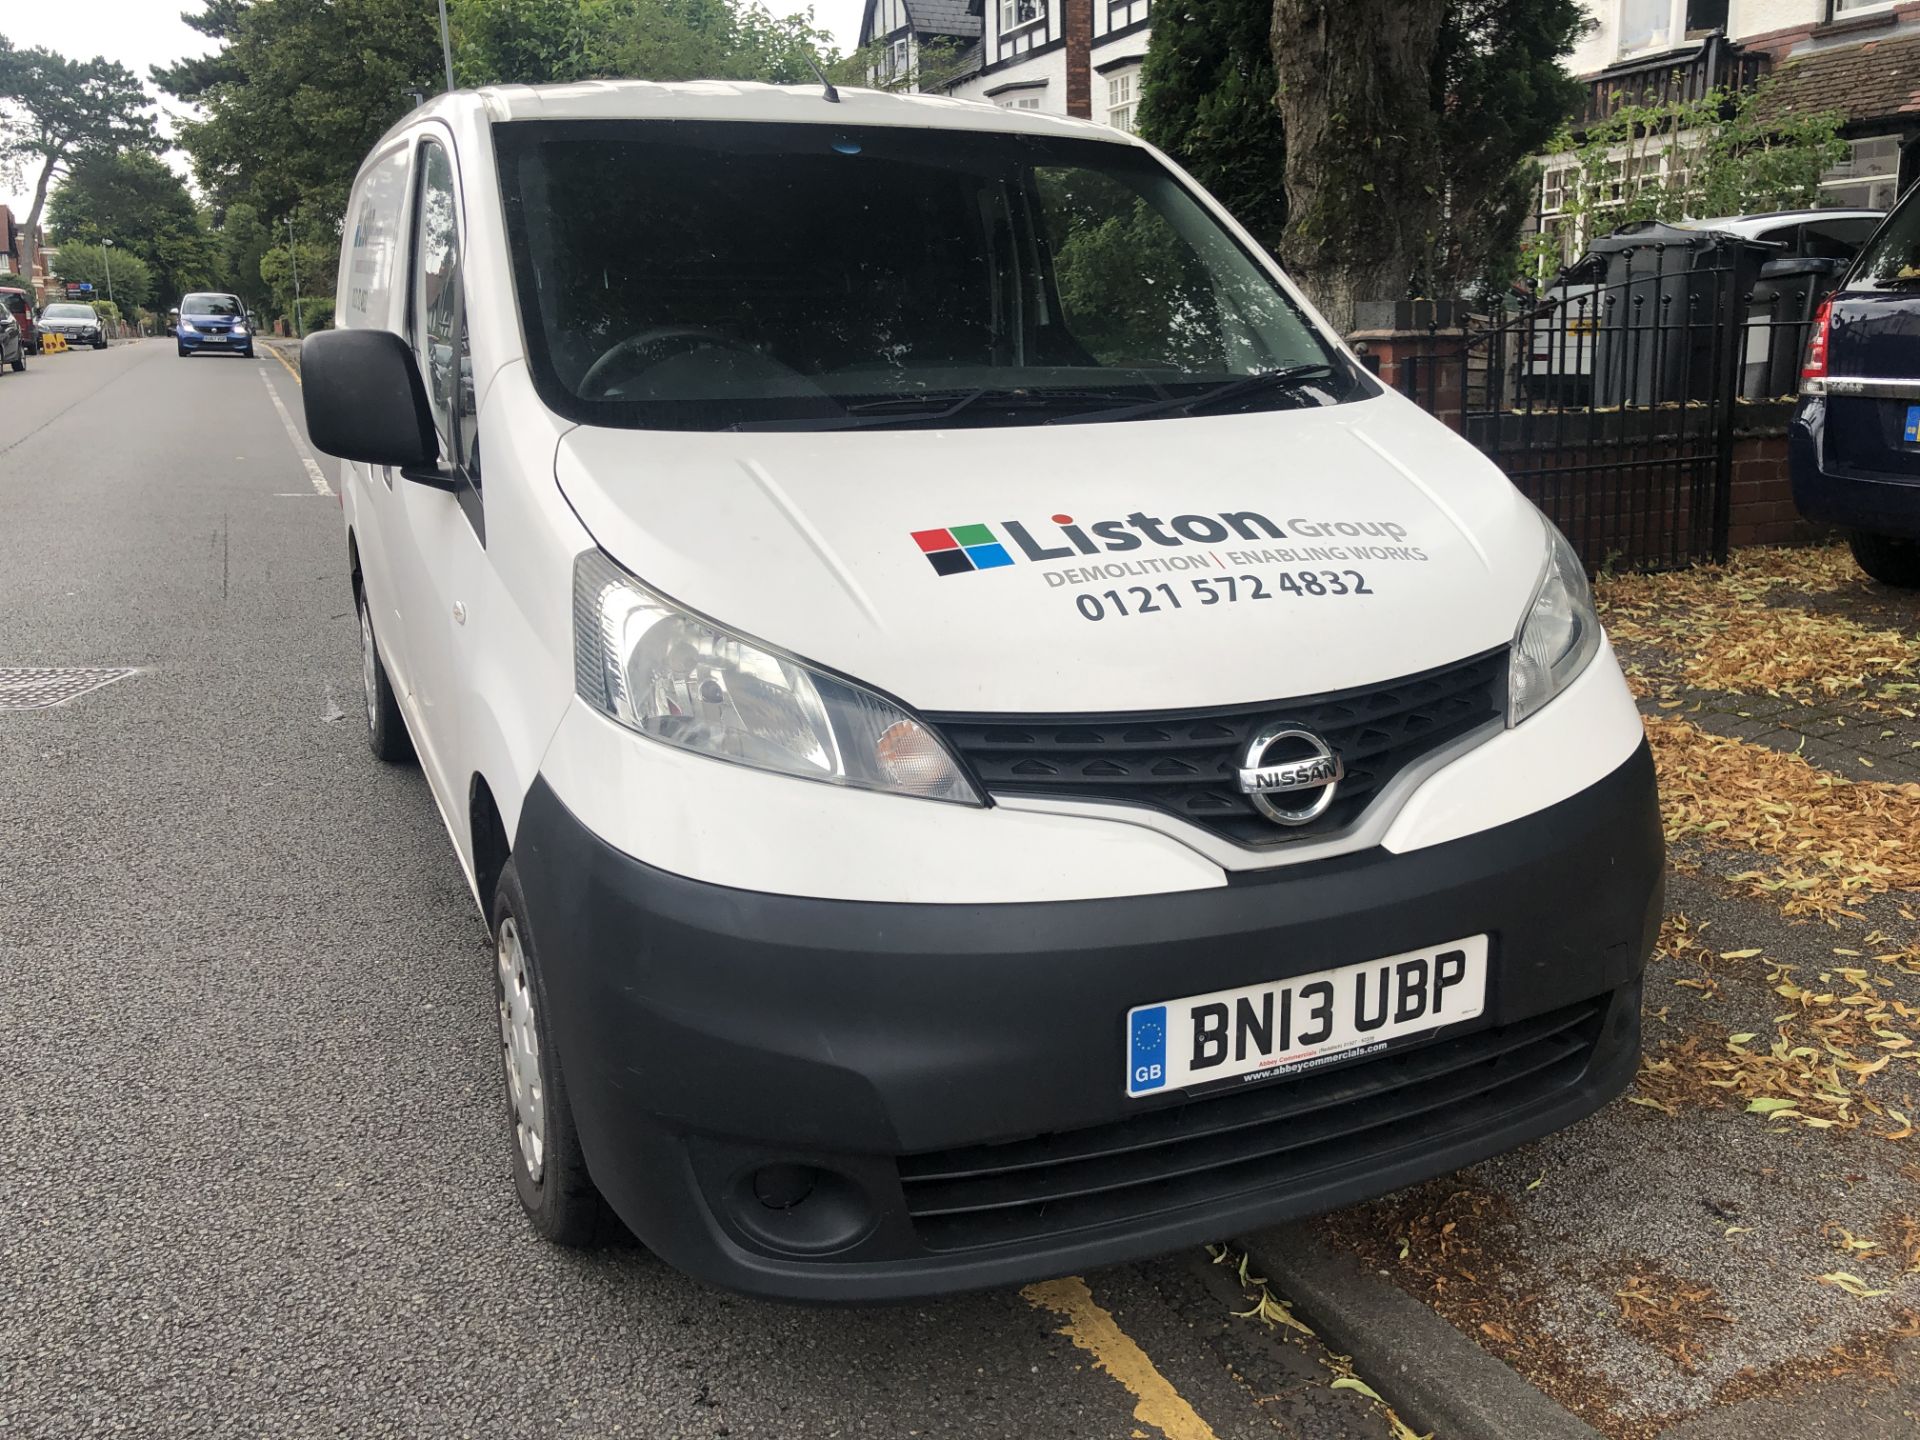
[265,342,302,386]
[1022,1276,1221,1440]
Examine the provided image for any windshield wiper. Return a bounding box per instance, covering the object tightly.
[727,387,1150,432]
[1045,363,1339,425]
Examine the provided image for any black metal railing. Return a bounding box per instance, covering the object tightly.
[1390,232,1835,572]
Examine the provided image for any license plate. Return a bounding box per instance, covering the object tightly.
[1904,405,1919,445]
[1125,936,1489,1097]
[202,335,227,344]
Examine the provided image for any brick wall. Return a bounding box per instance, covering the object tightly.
[1728,431,1822,549]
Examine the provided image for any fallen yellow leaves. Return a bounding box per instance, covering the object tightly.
[1613,1264,1733,1375]
[1646,715,1920,919]
[1635,952,1920,1138]
[1817,1271,1894,1300]
[1204,1245,1432,1440]
[1598,544,1917,705]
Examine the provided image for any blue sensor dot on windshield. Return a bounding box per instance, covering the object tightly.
[832,139,862,155]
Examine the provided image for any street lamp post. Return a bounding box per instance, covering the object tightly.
[286,217,303,340]
[100,238,115,330]
[437,0,456,92]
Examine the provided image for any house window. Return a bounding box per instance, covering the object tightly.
[1818,135,1903,211]
[888,37,910,79]
[998,94,1043,109]
[1000,0,1044,32]
[1106,71,1137,132]
[1830,0,1895,15]
[1618,0,1722,57]
[1539,163,1576,218]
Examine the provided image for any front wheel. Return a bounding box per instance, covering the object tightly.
[8,351,21,373]
[491,860,610,1246]
[1849,530,1920,588]
[176,344,190,358]
[240,346,255,359]
[356,586,414,763]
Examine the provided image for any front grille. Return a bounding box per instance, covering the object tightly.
[898,999,1604,1254]
[929,649,1506,846]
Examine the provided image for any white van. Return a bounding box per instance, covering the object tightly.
[302,81,1662,1301]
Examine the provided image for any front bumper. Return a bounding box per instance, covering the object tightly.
[515,741,1663,1301]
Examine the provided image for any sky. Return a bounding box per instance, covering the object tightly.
[1,0,872,221]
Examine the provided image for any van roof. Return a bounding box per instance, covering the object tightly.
[409,80,1131,142]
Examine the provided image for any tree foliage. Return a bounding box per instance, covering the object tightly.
[1136,0,1286,253]
[157,0,443,223]
[210,201,276,316]
[47,150,217,309]
[448,0,838,87]
[1528,81,1849,279]
[828,35,972,91]
[0,38,157,294]
[46,240,153,317]
[1430,0,1588,296]
[259,235,338,316]
[1136,0,1585,320]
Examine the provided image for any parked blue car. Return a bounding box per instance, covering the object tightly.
[1791,187,1920,586]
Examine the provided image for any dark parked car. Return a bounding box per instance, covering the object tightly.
[1792,188,1920,586]
[0,304,24,373]
[37,301,107,350]
[0,287,38,355]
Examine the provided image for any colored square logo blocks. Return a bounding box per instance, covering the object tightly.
[912,524,1014,576]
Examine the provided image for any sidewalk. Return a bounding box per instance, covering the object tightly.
[1246,545,1920,1439]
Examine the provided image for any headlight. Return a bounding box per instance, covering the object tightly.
[1507,518,1602,726]
[233,324,249,335]
[572,550,980,804]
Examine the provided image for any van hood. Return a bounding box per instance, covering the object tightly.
[555,395,1546,714]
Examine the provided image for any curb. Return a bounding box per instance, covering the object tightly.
[1240,1223,1603,1440]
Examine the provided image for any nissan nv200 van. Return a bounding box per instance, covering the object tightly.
[301,82,1663,1301]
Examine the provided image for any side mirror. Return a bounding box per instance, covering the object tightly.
[301,328,450,486]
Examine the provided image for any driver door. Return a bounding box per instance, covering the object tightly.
[388,134,485,822]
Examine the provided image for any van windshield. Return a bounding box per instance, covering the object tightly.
[495,119,1361,431]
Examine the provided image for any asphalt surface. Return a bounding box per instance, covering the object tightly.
[0,341,1392,1439]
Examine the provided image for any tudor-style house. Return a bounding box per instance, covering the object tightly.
[1544,0,1920,236]
[857,0,1151,129]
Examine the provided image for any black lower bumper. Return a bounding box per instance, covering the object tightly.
[515,740,1664,1301]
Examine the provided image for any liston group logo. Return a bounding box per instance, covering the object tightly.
[911,524,1015,577]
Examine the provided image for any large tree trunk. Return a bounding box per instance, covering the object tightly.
[1270,0,1447,331]
[19,154,57,296]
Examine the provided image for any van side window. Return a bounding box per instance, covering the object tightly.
[411,139,479,480]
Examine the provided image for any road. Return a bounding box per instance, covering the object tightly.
[0,341,1390,1439]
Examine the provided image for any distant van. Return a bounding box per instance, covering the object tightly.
[301,82,1663,1301]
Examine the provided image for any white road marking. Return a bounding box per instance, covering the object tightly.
[259,367,333,496]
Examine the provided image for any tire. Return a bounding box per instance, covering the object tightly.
[491,859,610,1247]
[177,343,190,357]
[240,346,255,359]
[1848,530,1920,588]
[8,350,21,373]
[356,584,415,763]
